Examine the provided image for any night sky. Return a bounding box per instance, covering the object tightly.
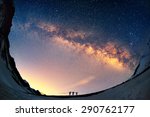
[9,0,150,95]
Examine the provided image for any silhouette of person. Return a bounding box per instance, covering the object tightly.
[69,92,71,95]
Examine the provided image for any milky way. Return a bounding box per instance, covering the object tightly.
[9,0,150,95]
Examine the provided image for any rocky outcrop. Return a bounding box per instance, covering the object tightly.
[0,0,41,96]
[0,0,150,99]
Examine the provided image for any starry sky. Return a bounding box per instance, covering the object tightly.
[9,0,150,95]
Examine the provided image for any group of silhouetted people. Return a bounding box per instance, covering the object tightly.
[69,92,78,96]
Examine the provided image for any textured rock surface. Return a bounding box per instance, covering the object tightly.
[0,0,41,99]
[0,0,150,99]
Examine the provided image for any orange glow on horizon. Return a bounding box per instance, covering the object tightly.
[18,67,62,95]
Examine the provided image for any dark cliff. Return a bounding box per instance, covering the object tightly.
[0,0,41,99]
